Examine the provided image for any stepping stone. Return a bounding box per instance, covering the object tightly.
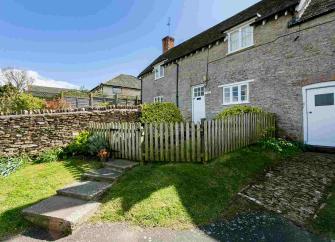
[103,159,139,171]
[83,168,122,182]
[22,195,100,235]
[57,181,112,201]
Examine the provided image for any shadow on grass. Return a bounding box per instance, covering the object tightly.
[96,146,282,227]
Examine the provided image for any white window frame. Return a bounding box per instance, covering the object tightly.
[112,87,121,94]
[227,21,254,54]
[219,80,253,105]
[154,63,165,80]
[154,96,164,103]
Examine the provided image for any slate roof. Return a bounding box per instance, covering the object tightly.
[299,0,335,22]
[92,74,141,91]
[138,0,300,77]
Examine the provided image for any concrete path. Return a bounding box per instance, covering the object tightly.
[10,212,329,242]
[239,152,335,224]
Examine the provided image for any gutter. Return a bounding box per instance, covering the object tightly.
[175,62,179,107]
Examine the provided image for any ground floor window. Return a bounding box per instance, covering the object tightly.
[219,80,253,105]
[154,96,164,103]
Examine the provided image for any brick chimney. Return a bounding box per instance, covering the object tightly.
[162,36,175,53]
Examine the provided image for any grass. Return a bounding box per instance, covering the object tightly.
[0,158,101,240]
[92,145,285,229]
[310,184,335,239]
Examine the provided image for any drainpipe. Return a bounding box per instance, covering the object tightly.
[175,62,179,107]
[140,77,143,104]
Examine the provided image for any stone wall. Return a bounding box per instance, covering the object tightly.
[141,11,335,140]
[0,107,140,156]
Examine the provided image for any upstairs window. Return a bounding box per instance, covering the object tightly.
[228,24,254,53]
[112,87,121,94]
[154,64,164,80]
[154,96,164,103]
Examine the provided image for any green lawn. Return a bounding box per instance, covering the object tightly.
[311,184,335,239]
[91,146,284,229]
[0,158,101,240]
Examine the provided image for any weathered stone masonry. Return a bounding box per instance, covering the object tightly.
[0,108,140,156]
[142,12,335,140]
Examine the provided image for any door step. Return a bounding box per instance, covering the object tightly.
[22,195,100,236]
[83,168,123,182]
[103,159,139,172]
[57,181,112,201]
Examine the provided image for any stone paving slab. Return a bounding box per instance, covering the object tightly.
[104,159,139,171]
[22,195,100,235]
[83,168,122,182]
[57,181,112,201]
[239,152,335,224]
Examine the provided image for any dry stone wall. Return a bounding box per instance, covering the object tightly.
[0,107,140,156]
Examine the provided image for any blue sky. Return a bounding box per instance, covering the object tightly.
[0,0,258,89]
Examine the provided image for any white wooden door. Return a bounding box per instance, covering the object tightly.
[192,85,206,123]
[306,85,335,147]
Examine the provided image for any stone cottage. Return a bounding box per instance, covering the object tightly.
[91,74,141,99]
[139,0,335,147]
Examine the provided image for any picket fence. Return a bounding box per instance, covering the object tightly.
[88,112,275,162]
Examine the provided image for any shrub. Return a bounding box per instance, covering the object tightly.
[215,105,263,119]
[35,148,63,163]
[63,131,91,156]
[88,133,110,156]
[0,155,29,177]
[46,98,70,110]
[258,137,301,155]
[13,93,46,111]
[140,102,183,123]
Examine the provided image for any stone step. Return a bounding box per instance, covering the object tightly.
[83,168,123,182]
[22,195,100,236]
[103,159,139,172]
[57,181,112,201]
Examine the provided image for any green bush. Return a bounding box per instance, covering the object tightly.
[63,131,91,156]
[35,148,63,163]
[13,93,46,111]
[140,102,183,123]
[215,105,263,119]
[0,155,29,177]
[258,137,301,155]
[88,133,109,156]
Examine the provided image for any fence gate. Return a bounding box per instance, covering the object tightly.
[88,122,142,161]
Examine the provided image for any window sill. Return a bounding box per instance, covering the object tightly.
[222,101,250,106]
[154,76,164,81]
[227,45,254,56]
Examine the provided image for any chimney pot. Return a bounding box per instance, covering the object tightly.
[162,36,174,53]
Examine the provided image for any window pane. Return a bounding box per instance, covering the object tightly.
[200,87,204,96]
[160,66,164,77]
[232,86,239,102]
[224,87,230,103]
[241,84,248,101]
[315,93,334,106]
[241,26,253,48]
[229,30,239,52]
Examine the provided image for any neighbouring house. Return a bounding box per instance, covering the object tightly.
[91,74,141,99]
[139,0,335,147]
[27,85,76,99]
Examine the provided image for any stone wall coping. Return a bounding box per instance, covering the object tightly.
[0,105,140,119]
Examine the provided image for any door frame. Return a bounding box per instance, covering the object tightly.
[302,81,335,145]
[192,84,206,123]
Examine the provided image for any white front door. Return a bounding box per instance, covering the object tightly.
[305,84,335,147]
[192,85,206,123]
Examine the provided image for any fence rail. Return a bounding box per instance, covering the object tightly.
[88,112,275,162]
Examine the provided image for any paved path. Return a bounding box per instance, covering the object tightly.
[239,152,335,224]
[10,212,329,242]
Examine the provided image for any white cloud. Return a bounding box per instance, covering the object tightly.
[0,68,79,89]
